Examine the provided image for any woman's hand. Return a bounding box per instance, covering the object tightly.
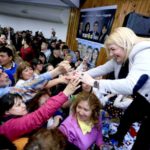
[58,75,70,84]
[48,115,63,129]
[50,61,72,78]
[63,78,80,97]
[57,61,72,74]
[75,71,95,87]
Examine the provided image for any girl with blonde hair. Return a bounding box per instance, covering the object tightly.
[59,92,104,150]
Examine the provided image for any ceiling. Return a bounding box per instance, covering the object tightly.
[0,0,81,24]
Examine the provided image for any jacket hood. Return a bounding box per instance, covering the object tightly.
[129,41,150,61]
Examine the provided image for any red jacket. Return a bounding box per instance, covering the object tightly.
[0,92,67,141]
[20,46,34,62]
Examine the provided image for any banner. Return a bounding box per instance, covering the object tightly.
[77,5,117,68]
[77,5,117,44]
[77,39,104,68]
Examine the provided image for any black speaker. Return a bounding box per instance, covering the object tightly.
[123,12,150,37]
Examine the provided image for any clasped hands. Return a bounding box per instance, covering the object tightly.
[65,70,95,87]
[57,61,95,87]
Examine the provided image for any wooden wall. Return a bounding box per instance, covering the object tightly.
[66,0,150,65]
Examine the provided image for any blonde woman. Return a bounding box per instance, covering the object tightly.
[77,27,150,149]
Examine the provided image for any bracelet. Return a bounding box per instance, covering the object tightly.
[93,80,99,89]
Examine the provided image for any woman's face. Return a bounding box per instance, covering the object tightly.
[86,48,93,62]
[41,42,47,50]
[92,50,98,60]
[86,24,90,32]
[76,100,92,123]
[6,97,28,116]
[108,44,125,63]
[21,67,34,80]
[21,39,25,45]
[47,65,54,71]
[39,55,46,64]
[102,26,107,34]
[35,63,43,73]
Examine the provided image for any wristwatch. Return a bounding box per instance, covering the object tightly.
[93,80,99,89]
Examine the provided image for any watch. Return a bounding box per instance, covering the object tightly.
[93,80,99,89]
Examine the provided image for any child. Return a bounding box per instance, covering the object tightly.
[59,92,104,150]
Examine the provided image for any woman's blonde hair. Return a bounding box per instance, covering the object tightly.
[104,27,150,62]
[71,92,102,126]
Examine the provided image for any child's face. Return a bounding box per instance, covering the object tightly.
[76,100,92,123]
[6,97,28,116]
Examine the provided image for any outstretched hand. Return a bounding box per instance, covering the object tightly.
[57,61,72,74]
[50,61,72,78]
[11,87,26,94]
[74,71,95,86]
[58,75,70,84]
[62,70,95,87]
[63,78,81,97]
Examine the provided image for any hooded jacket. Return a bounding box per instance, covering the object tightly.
[88,41,150,103]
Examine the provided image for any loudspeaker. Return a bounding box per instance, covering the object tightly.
[123,12,150,37]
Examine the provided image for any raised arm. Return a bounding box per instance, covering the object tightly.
[44,75,69,89]
[14,61,71,93]
[0,78,80,141]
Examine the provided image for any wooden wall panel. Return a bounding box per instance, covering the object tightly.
[66,0,150,65]
[66,8,80,50]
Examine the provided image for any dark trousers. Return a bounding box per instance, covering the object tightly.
[115,93,150,150]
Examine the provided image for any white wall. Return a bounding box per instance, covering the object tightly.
[0,14,69,41]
